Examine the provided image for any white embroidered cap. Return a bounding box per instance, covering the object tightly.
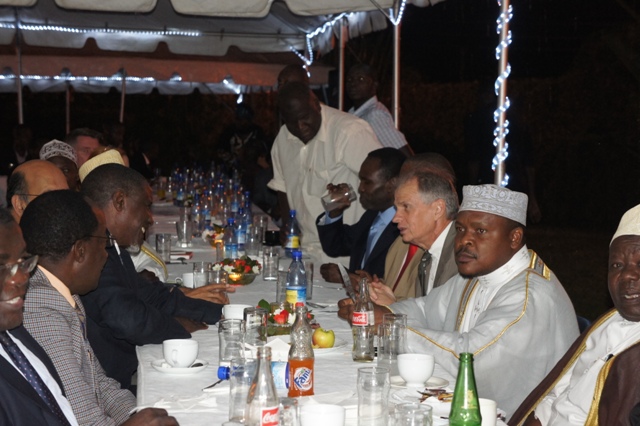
[611,204,640,245]
[459,184,528,226]
[78,149,125,182]
[39,139,77,165]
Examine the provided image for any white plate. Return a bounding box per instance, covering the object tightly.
[151,359,209,375]
[422,396,452,419]
[267,336,348,355]
[390,375,449,389]
[314,337,348,355]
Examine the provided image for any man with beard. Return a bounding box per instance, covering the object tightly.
[317,148,405,280]
[81,164,225,391]
[338,184,579,418]
[509,204,640,426]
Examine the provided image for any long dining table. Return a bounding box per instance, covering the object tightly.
[136,202,457,425]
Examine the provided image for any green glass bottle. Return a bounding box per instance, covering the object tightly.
[449,352,482,426]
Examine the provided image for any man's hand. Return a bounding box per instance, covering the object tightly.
[369,278,396,306]
[174,317,208,333]
[320,263,343,283]
[123,408,179,425]
[180,284,234,304]
[337,297,391,326]
[325,183,352,218]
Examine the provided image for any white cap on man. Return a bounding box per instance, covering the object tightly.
[459,184,528,226]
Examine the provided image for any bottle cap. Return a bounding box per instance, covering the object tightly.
[295,302,304,307]
[217,366,230,380]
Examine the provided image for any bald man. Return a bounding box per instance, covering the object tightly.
[6,160,69,221]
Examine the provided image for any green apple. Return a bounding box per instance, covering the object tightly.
[312,328,335,349]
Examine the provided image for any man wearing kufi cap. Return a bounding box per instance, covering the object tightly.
[510,204,640,426]
[339,184,579,418]
[39,139,80,191]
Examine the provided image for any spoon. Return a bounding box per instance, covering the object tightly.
[202,379,223,391]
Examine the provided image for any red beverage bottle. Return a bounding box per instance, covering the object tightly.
[288,304,315,397]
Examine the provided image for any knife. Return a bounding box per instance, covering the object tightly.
[338,263,357,302]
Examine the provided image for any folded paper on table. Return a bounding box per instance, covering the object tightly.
[150,394,219,413]
[247,337,290,362]
[171,252,193,260]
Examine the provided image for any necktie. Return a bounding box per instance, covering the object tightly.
[363,214,384,267]
[392,244,419,292]
[0,331,72,426]
[416,250,433,297]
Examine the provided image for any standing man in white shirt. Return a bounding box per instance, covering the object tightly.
[268,81,382,263]
[346,64,414,158]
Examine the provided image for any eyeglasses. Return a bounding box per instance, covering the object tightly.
[88,235,116,248]
[13,193,41,198]
[0,255,39,283]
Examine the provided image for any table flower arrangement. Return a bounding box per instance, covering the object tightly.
[257,299,316,336]
[202,225,223,246]
[213,256,262,284]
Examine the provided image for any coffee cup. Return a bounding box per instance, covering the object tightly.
[223,304,252,320]
[162,339,198,368]
[397,353,434,388]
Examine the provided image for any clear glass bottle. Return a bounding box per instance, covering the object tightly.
[352,277,375,362]
[285,250,307,306]
[288,304,314,397]
[284,210,301,256]
[246,347,279,426]
[449,352,482,426]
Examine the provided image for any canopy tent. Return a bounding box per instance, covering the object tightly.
[0,0,429,93]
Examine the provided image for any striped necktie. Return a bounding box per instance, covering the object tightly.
[0,331,72,426]
[416,250,433,297]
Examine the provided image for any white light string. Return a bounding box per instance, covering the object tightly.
[492,0,513,187]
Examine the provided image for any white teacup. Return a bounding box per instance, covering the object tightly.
[162,339,198,368]
[479,398,497,426]
[223,304,253,320]
[180,272,194,289]
[397,353,435,388]
[300,404,345,426]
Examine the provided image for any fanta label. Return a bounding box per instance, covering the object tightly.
[261,406,279,426]
[293,367,313,391]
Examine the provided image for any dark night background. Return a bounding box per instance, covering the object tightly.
[0,0,637,317]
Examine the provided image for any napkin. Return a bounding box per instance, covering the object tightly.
[171,251,193,260]
[146,393,220,413]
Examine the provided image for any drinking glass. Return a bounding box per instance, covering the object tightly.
[155,233,172,262]
[377,313,407,376]
[357,367,390,426]
[243,307,268,347]
[321,183,357,211]
[193,262,212,288]
[218,319,245,365]
[394,403,432,426]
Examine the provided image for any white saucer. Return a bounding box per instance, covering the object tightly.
[151,359,208,374]
[390,375,449,389]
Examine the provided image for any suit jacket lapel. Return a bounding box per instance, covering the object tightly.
[433,224,458,289]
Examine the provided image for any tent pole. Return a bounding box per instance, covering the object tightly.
[392,21,401,127]
[494,0,511,186]
[338,18,347,111]
[65,84,71,134]
[119,71,126,123]
[15,17,23,125]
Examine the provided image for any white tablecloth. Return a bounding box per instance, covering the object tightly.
[137,202,457,425]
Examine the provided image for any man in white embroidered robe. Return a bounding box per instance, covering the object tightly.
[339,184,579,418]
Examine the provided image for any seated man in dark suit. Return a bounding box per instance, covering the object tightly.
[81,164,226,391]
[317,147,405,281]
[0,208,176,426]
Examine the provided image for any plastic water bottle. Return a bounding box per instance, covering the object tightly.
[224,218,239,259]
[236,208,247,255]
[352,277,375,362]
[284,210,301,256]
[285,250,307,306]
[246,346,279,426]
[288,304,314,397]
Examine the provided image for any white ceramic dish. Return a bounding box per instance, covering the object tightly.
[151,359,208,375]
[390,375,449,389]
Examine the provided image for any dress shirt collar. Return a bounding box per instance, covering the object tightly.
[377,205,396,226]
[38,265,75,308]
[429,221,452,261]
[477,245,530,287]
[349,96,378,117]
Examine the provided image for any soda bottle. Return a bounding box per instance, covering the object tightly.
[246,347,279,426]
[288,304,314,397]
[352,277,375,362]
[236,207,247,255]
[449,352,482,426]
[284,210,301,256]
[285,250,307,306]
[224,217,239,259]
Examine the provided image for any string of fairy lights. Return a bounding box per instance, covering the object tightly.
[2,0,512,182]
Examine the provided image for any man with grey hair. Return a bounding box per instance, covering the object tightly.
[65,128,104,168]
[368,169,459,302]
[339,184,579,418]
